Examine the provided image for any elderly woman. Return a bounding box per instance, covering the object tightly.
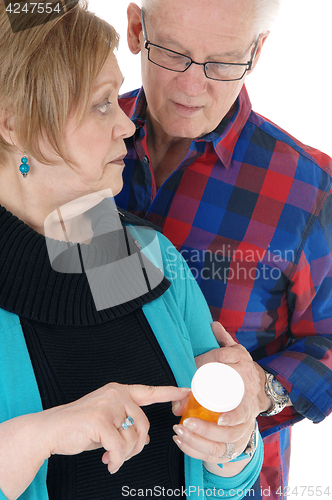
[0,2,263,500]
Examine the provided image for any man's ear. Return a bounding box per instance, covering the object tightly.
[127,2,144,55]
[0,110,16,145]
[248,31,270,74]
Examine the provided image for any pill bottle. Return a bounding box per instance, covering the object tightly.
[180,362,245,424]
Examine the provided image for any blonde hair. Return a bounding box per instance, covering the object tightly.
[0,1,119,164]
[141,0,280,34]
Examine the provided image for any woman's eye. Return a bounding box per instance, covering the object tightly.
[97,101,111,114]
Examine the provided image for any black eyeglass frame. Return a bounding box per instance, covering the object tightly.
[141,9,260,82]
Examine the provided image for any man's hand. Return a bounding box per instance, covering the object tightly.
[195,322,272,426]
[171,322,271,476]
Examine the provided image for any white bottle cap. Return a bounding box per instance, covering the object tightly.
[191,362,245,413]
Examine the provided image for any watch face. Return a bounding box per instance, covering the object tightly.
[271,377,288,397]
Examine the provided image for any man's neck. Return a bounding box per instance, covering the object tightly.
[145,111,192,189]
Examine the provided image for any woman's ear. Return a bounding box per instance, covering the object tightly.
[127,2,144,55]
[0,110,16,145]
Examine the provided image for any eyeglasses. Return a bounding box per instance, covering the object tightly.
[141,9,259,82]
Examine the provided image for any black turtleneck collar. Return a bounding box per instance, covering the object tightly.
[0,205,170,326]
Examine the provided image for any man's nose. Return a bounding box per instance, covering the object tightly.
[176,61,208,96]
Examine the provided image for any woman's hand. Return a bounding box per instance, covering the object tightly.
[0,383,189,500]
[171,321,263,477]
[46,383,189,471]
[172,408,254,476]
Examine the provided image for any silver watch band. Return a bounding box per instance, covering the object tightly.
[260,371,289,417]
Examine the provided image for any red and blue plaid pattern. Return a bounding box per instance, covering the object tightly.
[116,86,332,498]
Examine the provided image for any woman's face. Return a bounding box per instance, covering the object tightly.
[36,52,135,208]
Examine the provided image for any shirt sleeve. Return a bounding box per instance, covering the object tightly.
[257,193,332,433]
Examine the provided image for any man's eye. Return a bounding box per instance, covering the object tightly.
[166,52,182,60]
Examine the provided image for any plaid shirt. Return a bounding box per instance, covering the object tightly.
[116,86,332,499]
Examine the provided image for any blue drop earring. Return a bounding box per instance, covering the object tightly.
[19,151,30,178]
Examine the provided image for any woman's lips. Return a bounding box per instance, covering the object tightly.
[173,101,204,117]
[108,154,126,166]
[108,160,125,166]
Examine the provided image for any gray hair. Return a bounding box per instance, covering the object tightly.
[140,0,281,34]
[252,0,281,33]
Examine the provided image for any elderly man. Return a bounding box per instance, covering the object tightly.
[115,0,332,498]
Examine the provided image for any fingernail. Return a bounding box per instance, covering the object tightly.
[180,387,191,393]
[173,424,184,437]
[217,416,228,426]
[183,418,197,430]
[172,401,182,413]
[145,435,150,445]
[110,467,119,475]
[173,436,182,446]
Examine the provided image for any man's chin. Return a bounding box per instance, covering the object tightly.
[162,120,209,141]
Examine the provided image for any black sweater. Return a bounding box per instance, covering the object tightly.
[0,204,185,499]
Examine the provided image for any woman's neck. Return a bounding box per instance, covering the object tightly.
[0,155,93,241]
[0,156,44,232]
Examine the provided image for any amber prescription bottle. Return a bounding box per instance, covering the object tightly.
[180,362,245,424]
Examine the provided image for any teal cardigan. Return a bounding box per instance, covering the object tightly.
[0,228,263,499]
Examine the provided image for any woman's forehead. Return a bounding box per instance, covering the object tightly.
[92,53,124,93]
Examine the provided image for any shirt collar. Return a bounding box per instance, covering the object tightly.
[209,85,253,169]
[130,87,148,128]
[130,85,252,169]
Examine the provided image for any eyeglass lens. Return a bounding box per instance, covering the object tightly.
[147,45,248,81]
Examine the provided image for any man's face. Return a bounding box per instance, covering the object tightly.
[131,0,261,140]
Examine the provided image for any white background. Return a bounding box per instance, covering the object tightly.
[88,0,332,496]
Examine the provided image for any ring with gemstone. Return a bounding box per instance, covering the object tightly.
[119,416,135,430]
[219,442,238,460]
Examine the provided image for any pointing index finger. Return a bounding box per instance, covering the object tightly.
[129,385,190,407]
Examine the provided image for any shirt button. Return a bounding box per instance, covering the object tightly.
[142,155,149,164]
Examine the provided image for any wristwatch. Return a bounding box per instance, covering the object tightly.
[260,370,289,417]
